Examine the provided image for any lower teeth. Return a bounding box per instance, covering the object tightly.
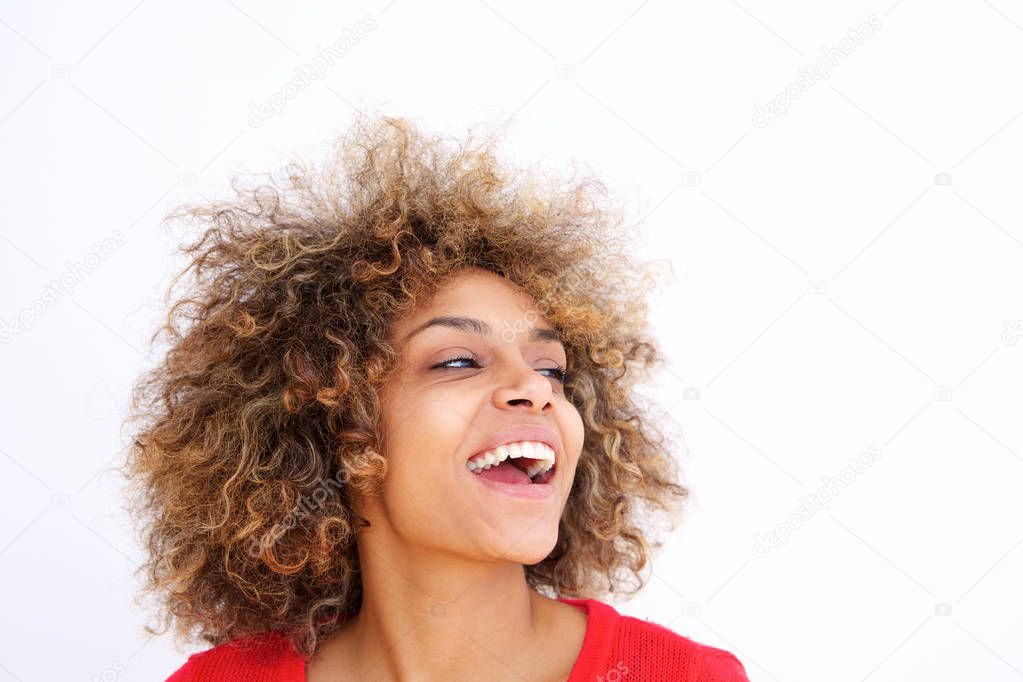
[471,459,553,483]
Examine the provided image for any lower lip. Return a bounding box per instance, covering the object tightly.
[470,468,557,500]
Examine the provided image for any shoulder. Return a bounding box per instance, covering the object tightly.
[614,613,751,682]
[164,631,304,681]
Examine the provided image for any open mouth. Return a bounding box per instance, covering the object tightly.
[466,441,557,486]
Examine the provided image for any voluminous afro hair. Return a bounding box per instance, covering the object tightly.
[121,114,690,658]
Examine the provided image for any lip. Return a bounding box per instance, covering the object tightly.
[467,424,562,467]
[474,474,557,500]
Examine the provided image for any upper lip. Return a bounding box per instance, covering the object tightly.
[468,424,562,465]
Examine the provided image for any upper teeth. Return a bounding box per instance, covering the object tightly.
[467,441,556,478]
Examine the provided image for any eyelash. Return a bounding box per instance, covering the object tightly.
[433,354,570,383]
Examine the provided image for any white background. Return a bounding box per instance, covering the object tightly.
[1,1,1022,680]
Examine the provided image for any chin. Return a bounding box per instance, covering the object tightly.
[494,532,560,566]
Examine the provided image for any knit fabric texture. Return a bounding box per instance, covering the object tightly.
[166,597,750,681]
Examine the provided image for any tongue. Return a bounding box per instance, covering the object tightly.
[476,460,532,485]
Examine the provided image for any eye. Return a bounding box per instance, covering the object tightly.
[543,366,570,383]
[432,355,569,383]
[433,354,479,370]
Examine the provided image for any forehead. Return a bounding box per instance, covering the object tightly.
[391,269,554,342]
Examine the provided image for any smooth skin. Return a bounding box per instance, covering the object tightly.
[306,267,588,681]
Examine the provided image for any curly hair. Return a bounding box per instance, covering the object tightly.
[119,113,691,659]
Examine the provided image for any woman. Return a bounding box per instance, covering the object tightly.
[124,115,750,681]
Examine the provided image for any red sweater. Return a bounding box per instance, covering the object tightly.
[166,597,750,681]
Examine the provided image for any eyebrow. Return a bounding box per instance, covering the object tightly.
[402,315,564,346]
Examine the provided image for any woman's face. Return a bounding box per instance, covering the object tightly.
[363,267,584,566]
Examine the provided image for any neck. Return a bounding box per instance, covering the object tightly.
[314,522,557,681]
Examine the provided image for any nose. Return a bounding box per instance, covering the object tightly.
[491,355,555,412]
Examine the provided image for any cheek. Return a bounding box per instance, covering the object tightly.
[379,395,468,485]
[565,406,585,457]
[552,407,586,490]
